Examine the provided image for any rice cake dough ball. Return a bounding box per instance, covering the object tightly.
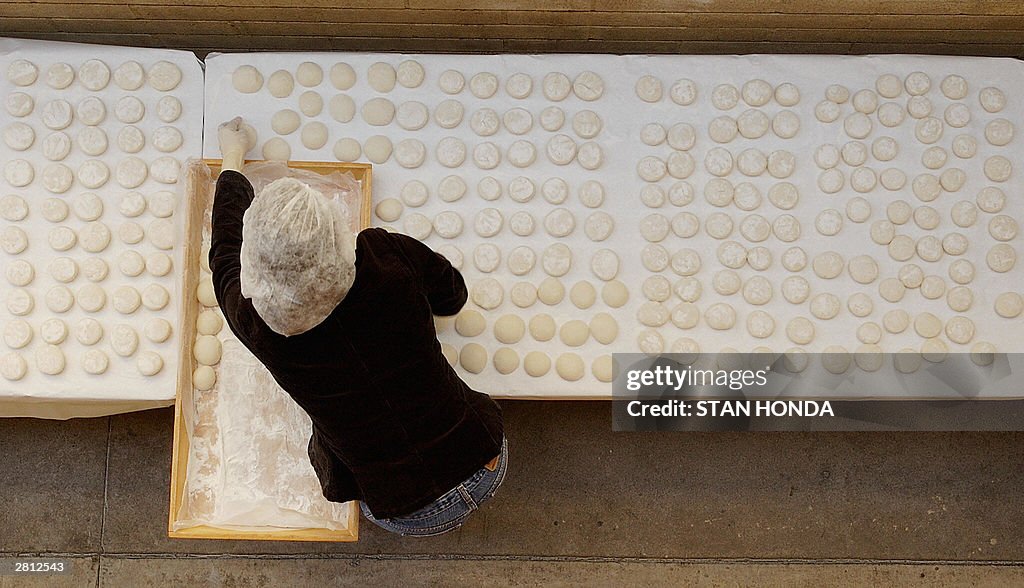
[330,62,356,90]
[470,72,499,99]
[737,110,770,140]
[641,123,667,146]
[908,96,933,119]
[363,136,392,164]
[472,243,501,273]
[193,334,222,365]
[115,157,148,189]
[8,59,38,86]
[601,280,629,309]
[523,352,551,378]
[492,348,519,376]
[77,59,111,91]
[983,155,1013,183]
[994,292,1024,318]
[43,285,74,313]
[6,289,34,316]
[668,123,697,151]
[455,310,486,338]
[362,98,395,126]
[142,284,170,311]
[3,319,33,349]
[79,222,111,253]
[4,122,35,151]
[772,110,800,139]
[493,315,526,345]
[874,74,901,98]
[635,75,663,102]
[815,100,841,123]
[233,65,264,93]
[331,138,361,162]
[267,69,294,98]
[136,351,164,377]
[705,303,736,330]
[979,87,1006,113]
[116,126,144,155]
[42,131,72,161]
[396,101,429,132]
[844,113,872,139]
[742,79,773,106]
[559,320,590,347]
[328,94,356,124]
[670,78,698,105]
[395,60,424,89]
[366,61,393,92]
[5,259,34,287]
[114,61,144,90]
[547,135,577,166]
[74,160,110,193]
[437,69,464,95]
[985,118,1015,147]
[539,106,565,132]
[543,72,572,101]
[6,92,34,118]
[470,278,504,310]
[591,355,614,383]
[709,116,738,143]
[572,110,602,139]
[711,84,739,110]
[572,71,604,101]
[147,318,175,343]
[148,61,182,91]
[555,353,585,382]
[509,282,537,308]
[524,314,557,344]
[4,159,35,187]
[35,345,66,376]
[853,89,879,114]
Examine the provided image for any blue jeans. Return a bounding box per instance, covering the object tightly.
[360,437,508,537]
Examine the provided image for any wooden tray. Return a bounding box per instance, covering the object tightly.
[168,159,371,542]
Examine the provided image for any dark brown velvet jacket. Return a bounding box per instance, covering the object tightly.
[210,171,504,518]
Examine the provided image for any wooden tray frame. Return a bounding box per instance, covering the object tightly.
[168,159,371,542]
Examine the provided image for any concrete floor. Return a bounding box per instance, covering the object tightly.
[1,401,1023,587]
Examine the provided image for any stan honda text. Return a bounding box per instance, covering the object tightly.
[626,400,835,418]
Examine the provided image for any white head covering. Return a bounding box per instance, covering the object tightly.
[239,177,356,336]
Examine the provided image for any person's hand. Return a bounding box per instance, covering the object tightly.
[218,117,251,172]
[218,117,250,156]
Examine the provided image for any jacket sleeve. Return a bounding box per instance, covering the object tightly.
[386,230,467,316]
[209,170,261,341]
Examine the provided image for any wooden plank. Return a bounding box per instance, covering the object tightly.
[3,31,1017,57]
[0,4,510,24]
[6,15,1024,36]
[0,32,505,52]
[587,0,1024,15]
[6,19,1024,45]
[5,2,1024,29]
[1,20,527,38]
[5,9,1024,33]
[503,38,855,54]
[4,0,1024,15]
[506,10,1024,29]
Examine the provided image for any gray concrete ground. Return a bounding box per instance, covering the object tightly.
[1,401,1022,586]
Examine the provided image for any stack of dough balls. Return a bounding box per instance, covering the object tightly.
[192,258,223,391]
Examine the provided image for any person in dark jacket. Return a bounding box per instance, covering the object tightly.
[212,118,506,537]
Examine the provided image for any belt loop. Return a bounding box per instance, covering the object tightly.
[457,484,478,511]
